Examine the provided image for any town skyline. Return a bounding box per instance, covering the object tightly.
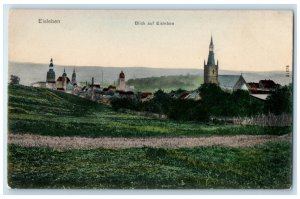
[9,10,293,72]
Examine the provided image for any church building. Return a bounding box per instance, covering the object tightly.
[56,68,71,91]
[204,36,219,84]
[202,37,250,93]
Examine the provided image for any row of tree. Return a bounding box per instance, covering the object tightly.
[111,83,292,122]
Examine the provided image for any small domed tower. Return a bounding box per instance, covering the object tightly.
[118,71,126,91]
[46,58,56,83]
[204,36,219,84]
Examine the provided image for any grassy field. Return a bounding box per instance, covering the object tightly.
[8,85,291,137]
[7,85,292,189]
[8,141,291,189]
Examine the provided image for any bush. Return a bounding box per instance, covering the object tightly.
[264,84,292,115]
[111,98,140,111]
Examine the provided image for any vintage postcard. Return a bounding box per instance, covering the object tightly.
[7,9,293,189]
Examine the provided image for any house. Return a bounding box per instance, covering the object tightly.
[56,75,71,91]
[250,94,269,101]
[178,92,190,100]
[218,74,249,93]
[184,91,201,101]
[259,79,279,90]
[117,90,135,99]
[139,92,153,102]
[248,79,280,95]
[248,82,270,94]
[247,79,281,101]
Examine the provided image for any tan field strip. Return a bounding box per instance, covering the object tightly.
[8,133,291,150]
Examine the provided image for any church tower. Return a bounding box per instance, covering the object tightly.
[72,68,76,85]
[46,58,56,83]
[118,71,126,91]
[204,36,219,84]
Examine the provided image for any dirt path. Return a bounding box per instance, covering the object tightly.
[8,133,291,150]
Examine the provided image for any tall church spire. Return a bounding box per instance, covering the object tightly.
[209,36,214,51]
[207,36,215,66]
[204,36,219,85]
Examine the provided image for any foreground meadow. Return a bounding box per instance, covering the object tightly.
[8,141,291,189]
[7,85,292,189]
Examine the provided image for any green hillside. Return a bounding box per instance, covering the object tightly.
[127,74,203,92]
[8,85,289,137]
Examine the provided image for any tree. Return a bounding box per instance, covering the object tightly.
[190,102,210,122]
[10,75,20,85]
[264,84,292,115]
[150,89,173,114]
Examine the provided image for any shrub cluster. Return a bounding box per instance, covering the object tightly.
[111,83,292,122]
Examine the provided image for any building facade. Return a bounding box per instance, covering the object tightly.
[204,37,219,84]
[56,68,71,91]
[218,74,249,93]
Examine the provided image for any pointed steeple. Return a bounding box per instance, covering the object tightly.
[49,58,53,67]
[62,68,67,77]
[209,35,214,52]
[204,36,219,85]
[72,67,76,84]
[207,36,215,66]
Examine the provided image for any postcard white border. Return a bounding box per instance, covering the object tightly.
[1,2,298,197]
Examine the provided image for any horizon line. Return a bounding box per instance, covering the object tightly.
[9,61,291,73]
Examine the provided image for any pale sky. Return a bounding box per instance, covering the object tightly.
[9,10,293,71]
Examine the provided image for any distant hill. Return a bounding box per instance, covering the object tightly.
[8,62,202,86]
[127,75,203,92]
[8,62,292,87]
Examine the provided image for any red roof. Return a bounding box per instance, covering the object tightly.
[248,82,259,89]
[141,92,153,98]
[259,80,276,89]
[178,92,190,99]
